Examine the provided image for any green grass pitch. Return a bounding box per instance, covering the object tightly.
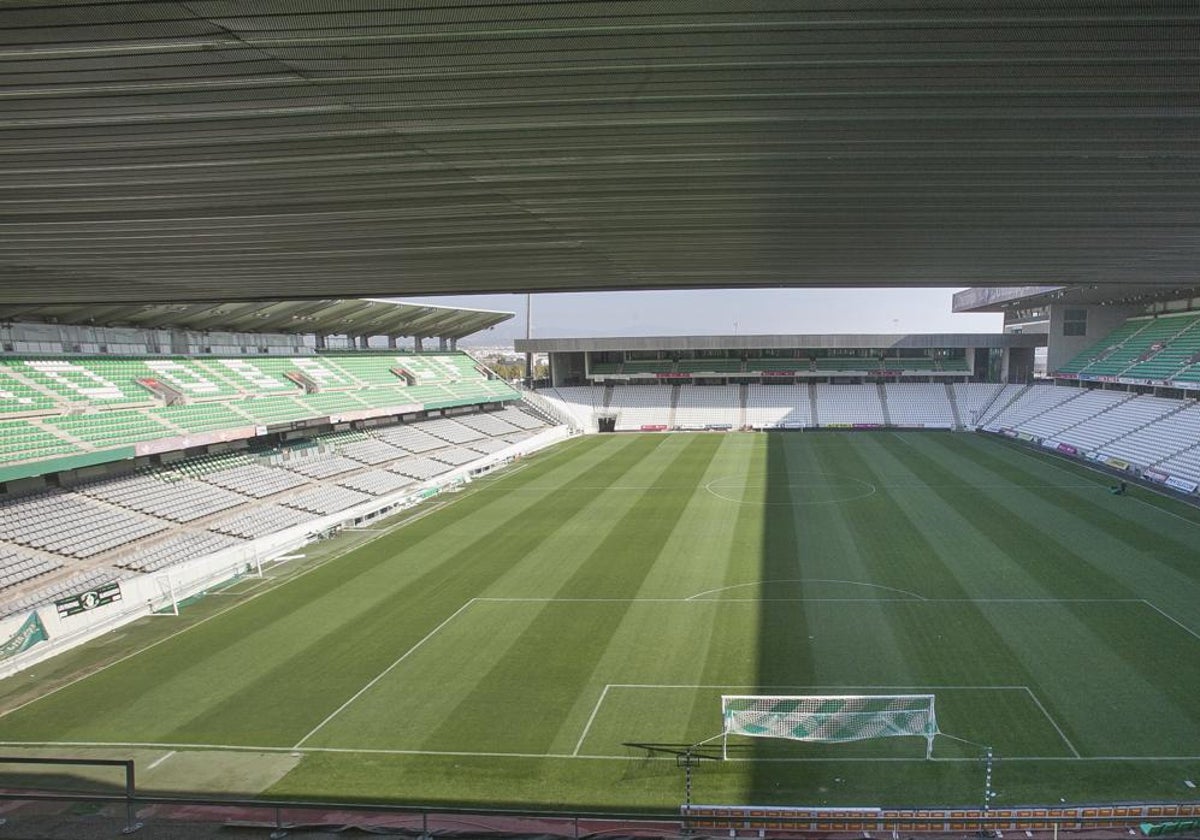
[2,431,1199,810]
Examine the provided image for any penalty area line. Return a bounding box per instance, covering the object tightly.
[292,598,478,749]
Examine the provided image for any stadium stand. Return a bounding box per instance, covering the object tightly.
[882,383,956,427]
[339,469,416,497]
[1016,389,1133,442]
[672,385,741,428]
[117,532,243,574]
[952,383,1012,427]
[610,385,672,430]
[744,385,813,428]
[284,486,375,516]
[0,547,63,591]
[1056,312,1200,382]
[74,473,245,523]
[981,384,1084,431]
[0,491,167,559]
[0,352,518,472]
[814,384,886,425]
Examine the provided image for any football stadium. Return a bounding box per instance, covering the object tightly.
[1,3,1199,837]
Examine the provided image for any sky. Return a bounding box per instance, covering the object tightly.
[401,288,1004,344]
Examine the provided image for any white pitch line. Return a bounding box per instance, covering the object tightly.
[0,739,1194,763]
[292,598,478,749]
[1022,687,1081,759]
[474,596,1143,605]
[1141,600,1200,642]
[146,750,175,770]
[573,684,611,756]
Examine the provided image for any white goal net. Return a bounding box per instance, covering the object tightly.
[721,694,938,758]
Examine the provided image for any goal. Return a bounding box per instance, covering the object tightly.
[720,694,938,759]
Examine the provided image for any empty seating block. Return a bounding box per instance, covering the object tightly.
[884,383,955,426]
[339,438,406,465]
[284,485,374,516]
[673,385,741,427]
[1053,394,1178,451]
[431,447,479,466]
[339,469,414,496]
[745,385,812,427]
[389,456,450,481]
[1017,390,1131,441]
[285,454,363,480]
[1097,404,1200,470]
[420,418,485,444]
[454,412,520,436]
[983,385,1084,431]
[77,473,246,522]
[0,372,57,414]
[203,464,309,497]
[496,406,548,430]
[14,358,154,405]
[210,505,313,539]
[0,491,167,558]
[152,403,253,434]
[0,420,81,464]
[118,531,243,573]
[609,385,672,430]
[375,424,446,453]
[814,384,885,425]
[46,411,173,447]
[232,396,309,425]
[467,438,511,455]
[951,383,1009,427]
[0,546,63,591]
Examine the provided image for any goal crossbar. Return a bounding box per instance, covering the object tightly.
[721,694,938,759]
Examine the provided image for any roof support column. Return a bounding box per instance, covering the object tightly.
[414,336,424,352]
[386,335,397,349]
[438,337,447,351]
[449,338,457,351]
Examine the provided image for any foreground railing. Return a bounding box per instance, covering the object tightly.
[0,755,1197,839]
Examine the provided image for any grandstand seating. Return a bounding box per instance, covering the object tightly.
[609,385,672,430]
[75,473,245,522]
[540,387,602,431]
[1056,312,1200,381]
[285,486,374,516]
[339,469,415,497]
[1055,395,1182,453]
[951,383,1010,427]
[0,352,517,470]
[117,532,242,574]
[982,384,1084,431]
[1095,404,1200,476]
[1017,390,1132,442]
[0,547,63,591]
[883,383,955,427]
[672,385,741,427]
[814,384,885,425]
[744,385,813,427]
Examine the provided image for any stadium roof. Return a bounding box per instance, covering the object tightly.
[2,4,1199,305]
[517,333,1045,353]
[0,299,512,339]
[953,284,1200,314]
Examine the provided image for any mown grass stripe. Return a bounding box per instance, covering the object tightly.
[416,435,723,753]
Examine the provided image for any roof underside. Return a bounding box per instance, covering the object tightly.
[2,3,1199,305]
[517,333,1045,353]
[0,299,512,339]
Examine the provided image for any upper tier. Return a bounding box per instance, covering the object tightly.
[0,352,517,476]
[1055,312,1200,387]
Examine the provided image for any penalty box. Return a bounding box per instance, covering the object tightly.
[574,685,1076,760]
[299,598,1195,758]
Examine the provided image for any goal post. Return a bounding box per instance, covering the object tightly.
[720,694,938,759]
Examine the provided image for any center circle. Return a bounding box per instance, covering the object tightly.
[705,471,876,505]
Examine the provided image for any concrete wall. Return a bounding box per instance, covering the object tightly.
[1046,304,1137,372]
